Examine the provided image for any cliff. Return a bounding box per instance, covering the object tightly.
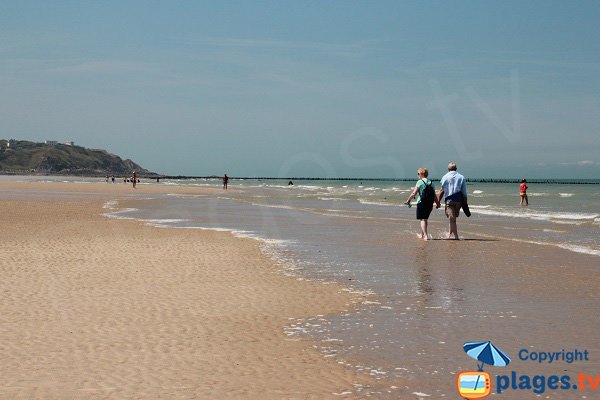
[0,140,156,176]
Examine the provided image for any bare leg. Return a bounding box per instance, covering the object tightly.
[420,219,429,240]
[449,216,459,239]
[525,194,528,206]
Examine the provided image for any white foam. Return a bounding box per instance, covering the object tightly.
[230,231,294,246]
[143,219,190,227]
[166,193,208,199]
[471,207,598,223]
[318,197,349,201]
[552,220,584,225]
[102,200,118,209]
[101,208,138,220]
[296,185,324,191]
[250,203,298,211]
[262,184,289,189]
[559,193,574,197]
[358,199,400,207]
[472,190,484,194]
[473,231,600,257]
[556,244,600,257]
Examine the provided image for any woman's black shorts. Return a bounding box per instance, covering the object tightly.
[416,202,433,220]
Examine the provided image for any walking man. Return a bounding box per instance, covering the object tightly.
[438,162,467,240]
[223,174,229,190]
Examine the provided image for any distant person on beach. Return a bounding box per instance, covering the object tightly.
[132,171,137,189]
[288,180,294,186]
[111,175,115,183]
[438,162,467,240]
[223,174,229,190]
[520,179,529,206]
[404,167,440,240]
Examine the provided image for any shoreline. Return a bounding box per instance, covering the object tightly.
[0,181,376,398]
[2,179,599,398]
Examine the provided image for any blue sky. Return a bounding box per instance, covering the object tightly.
[1,1,599,178]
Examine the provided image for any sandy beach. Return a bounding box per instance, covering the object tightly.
[0,181,372,399]
[2,179,599,399]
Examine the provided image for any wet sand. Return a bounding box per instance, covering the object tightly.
[295,209,600,399]
[0,181,372,399]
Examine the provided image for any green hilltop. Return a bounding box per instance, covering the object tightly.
[0,139,155,176]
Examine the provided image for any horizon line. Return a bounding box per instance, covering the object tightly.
[152,176,600,184]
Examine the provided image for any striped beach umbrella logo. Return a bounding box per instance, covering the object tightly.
[463,341,511,370]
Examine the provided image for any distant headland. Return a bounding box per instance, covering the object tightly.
[0,139,156,177]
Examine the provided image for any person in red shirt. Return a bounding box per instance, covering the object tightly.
[519,179,528,206]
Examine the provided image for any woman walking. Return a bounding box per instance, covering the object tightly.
[405,168,440,240]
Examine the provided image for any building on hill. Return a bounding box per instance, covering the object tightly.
[64,141,74,146]
[45,140,58,145]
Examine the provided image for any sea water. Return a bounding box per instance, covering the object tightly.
[126,178,599,256]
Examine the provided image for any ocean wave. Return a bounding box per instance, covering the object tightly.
[250,203,299,211]
[358,199,400,207]
[472,190,484,194]
[318,197,349,201]
[471,232,600,258]
[106,213,295,248]
[556,244,600,257]
[470,207,598,223]
[143,219,190,227]
[101,208,138,220]
[166,193,209,198]
[102,207,190,225]
[552,220,585,225]
[296,185,325,191]
[265,184,291,189]
[559,193,574,197]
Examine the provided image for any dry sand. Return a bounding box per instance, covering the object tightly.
[0,182,373,399]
